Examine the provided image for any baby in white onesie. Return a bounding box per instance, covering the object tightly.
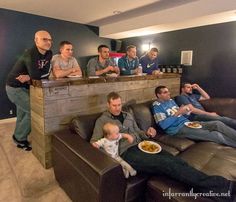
[92,122,137,178]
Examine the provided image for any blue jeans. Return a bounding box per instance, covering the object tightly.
[191,114,236,130]
[177,121,236,148]
[6,85,31,141]
[121,146,231,196]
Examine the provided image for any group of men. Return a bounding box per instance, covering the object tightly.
[5,30,236,201]
[52,43,160,78]
[5,30,160,151]
[87,44,159,76]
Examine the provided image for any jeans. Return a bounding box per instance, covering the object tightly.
[191,114,236,130]
[6,85,31,141]
[177,121,236,148]
[121,146,231,196]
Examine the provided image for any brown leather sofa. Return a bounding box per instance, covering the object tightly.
[52,98,236,202]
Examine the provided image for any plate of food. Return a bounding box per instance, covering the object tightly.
[184,122,202,129]
[88,76,100,79]
[67,75,82,78]
[138,141,162,154]
[106,73,118,77]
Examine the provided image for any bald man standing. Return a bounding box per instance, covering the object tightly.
[6,30,53,151]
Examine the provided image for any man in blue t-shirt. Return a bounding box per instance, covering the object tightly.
[175,82,236,130]
[139,47,160,75]
[152,85,236,148]
[118,45,140,75]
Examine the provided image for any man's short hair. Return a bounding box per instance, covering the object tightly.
[155,85,167,96]
[107,92,121,103]
[98,45,109,52]
[150,48,159,53]
[59,41,72,49]
[181,82,191,88]
[126,45,136,52]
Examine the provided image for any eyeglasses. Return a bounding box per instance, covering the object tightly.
[41,38,53,43]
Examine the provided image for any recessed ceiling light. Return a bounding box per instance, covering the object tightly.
[113,10,122,15]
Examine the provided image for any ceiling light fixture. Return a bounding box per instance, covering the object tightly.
[142,43,150,52]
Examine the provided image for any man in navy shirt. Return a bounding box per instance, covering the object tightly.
[175,82,236,130]
[139,47,160,75]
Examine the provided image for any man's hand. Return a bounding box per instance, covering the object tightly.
[134,67,142,75]
[113,66,120,74]
[152,70,161,75]
[175,105,191,116]
[16,74,30,83]
[106,66,115,72]
[92,142,100,149]
[69,67,82,76]
[146,127,156,138]
[191,83,210,100]
[191,83,200,90]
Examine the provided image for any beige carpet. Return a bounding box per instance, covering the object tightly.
[0,119,71,202]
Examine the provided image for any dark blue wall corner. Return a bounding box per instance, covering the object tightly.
[121,22,236,98]
[0,8,111,119]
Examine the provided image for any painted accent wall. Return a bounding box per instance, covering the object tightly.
[0,8,111,119]
[121,21,236,98]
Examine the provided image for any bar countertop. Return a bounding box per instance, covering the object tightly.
[32,73,181,88]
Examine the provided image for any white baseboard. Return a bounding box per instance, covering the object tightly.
[0,117,16,124]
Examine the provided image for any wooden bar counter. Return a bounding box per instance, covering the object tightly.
[30,73,181,168]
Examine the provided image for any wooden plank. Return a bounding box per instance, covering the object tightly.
[32,140,52,169]
[31,110,45,135]
[31,130,52,152]
[30,86,44,117]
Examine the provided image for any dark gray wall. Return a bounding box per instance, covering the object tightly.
[0,8,111,119]
[121,21,236,98]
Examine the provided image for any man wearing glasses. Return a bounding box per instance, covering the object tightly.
[152,85,236,148]
[6,30,53,151]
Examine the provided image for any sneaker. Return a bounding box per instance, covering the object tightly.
[12,135,32,151]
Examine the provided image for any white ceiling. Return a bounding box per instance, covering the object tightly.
[1,0,236,39]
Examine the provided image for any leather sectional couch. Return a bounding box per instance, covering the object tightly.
[52,98,236,202]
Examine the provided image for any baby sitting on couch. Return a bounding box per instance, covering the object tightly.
[92,122,137,178]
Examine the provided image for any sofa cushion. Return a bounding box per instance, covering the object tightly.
[178,142,236,180]
[70,113,101,141]
[200,98,236,119]
[157,136,195,152]
[130,101,156,131]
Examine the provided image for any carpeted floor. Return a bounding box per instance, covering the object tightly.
[0,119,71,202]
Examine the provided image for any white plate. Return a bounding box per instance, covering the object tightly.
[88,76,99,79]
[184,122,202,129]
[138,141,162,154]
[106,73,118,77]
[67,75,82,78]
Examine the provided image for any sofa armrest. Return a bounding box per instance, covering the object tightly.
[200,98,236,119]
[52,129,126,202]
